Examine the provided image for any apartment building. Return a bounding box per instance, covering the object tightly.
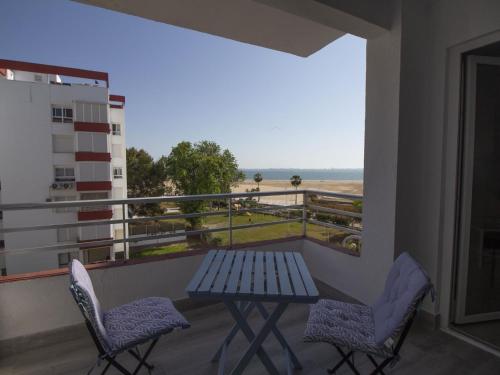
[0,60,127,275]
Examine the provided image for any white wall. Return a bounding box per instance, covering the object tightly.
[339,0,500,315]
[324,1,402,305]
[0,240,304,341]
[393,0,500,315]
[0,254,205,341]
[306,0,500,313]
[109,105,127,255]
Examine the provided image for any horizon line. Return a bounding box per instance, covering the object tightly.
[239,167,364,170]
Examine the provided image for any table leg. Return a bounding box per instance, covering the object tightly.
[224,300,281,375]
[230,302,288,375]
[212,301,256,362]
[255,302,302,370]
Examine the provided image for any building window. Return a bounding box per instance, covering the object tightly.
[84,247,110,263]
[34,74,43,82]
[57,227,78,242]
[77,132,108,153]
[53,196,77,213]
[52,106,73,123]
[113,167,123,179]
[55,167,75,181]
[58,252,78,268]
[0,240,4,249]
[112,123,121,136]
[1,268,6,276]
[0,211,3,220]
[78,162,110,182]
[80,192,110,212]
[75,102,107,123]
[81,224,111,241]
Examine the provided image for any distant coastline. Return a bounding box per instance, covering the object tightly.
[241,168,363,181]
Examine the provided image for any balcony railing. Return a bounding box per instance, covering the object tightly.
[0,189,362,274]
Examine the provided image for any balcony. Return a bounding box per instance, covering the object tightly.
[1,248,499,374]
[1,191,499,374]
[77,208,113,221]
[74,121,110,133]
[75,181,112,191]
[75,152,112,162]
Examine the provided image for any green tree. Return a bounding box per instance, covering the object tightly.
[253,172,263,202]
[290,175,302,205]
[163,141,244,230]
[126,147,168,216]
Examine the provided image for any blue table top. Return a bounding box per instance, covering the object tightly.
[186,250,319,303]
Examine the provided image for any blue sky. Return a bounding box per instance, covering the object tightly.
[0,0,366,169]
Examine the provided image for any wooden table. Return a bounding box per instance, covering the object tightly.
[186,250,319,375]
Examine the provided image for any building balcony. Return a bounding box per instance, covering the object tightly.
[1,242,499,374]
[1,191,499,373]
[75,181,112,191]
[74,121,110,133]
[75,152,111,162]
[77,208,113,221]
[109,94,125,109]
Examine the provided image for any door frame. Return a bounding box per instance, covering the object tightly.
[454,55,500,324]
[439,30,500,331]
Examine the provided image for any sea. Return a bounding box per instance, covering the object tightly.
[241,168,363,181]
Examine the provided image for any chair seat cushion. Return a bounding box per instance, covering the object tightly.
[104,297,190,353]
[303,299,392,357]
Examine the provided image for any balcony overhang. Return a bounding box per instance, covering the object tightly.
[75,0,346,57]
[75,0,392,57]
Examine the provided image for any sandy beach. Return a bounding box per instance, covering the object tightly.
[232,180,363,205]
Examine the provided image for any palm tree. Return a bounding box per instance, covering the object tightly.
[253,173,263,189]
[254,172,263,202]
[290,175,302,205]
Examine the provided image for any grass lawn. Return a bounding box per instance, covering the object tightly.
[131,242,188,258]
[131,212,347,258]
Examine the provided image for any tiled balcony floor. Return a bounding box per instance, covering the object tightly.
[2,300,500,374]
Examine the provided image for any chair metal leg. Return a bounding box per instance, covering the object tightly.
[128,348,155,370]
[107,356,133,375]
[132,338,159,375]
[368,357,392,375]
[93,339,159,375]
[99,360,113,375]
[327,346,360,375]
[87,358,100,375]
[366,354,387,375]
[327,350,353,374]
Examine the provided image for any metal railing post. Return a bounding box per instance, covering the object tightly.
[229,197,233,249]
[302,191,307,237]
[122,203,128,260]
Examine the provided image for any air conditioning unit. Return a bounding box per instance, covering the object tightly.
[51,182,74,190]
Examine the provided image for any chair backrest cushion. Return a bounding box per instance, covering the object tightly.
[70,259,111,352]
[371,252,431,346]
